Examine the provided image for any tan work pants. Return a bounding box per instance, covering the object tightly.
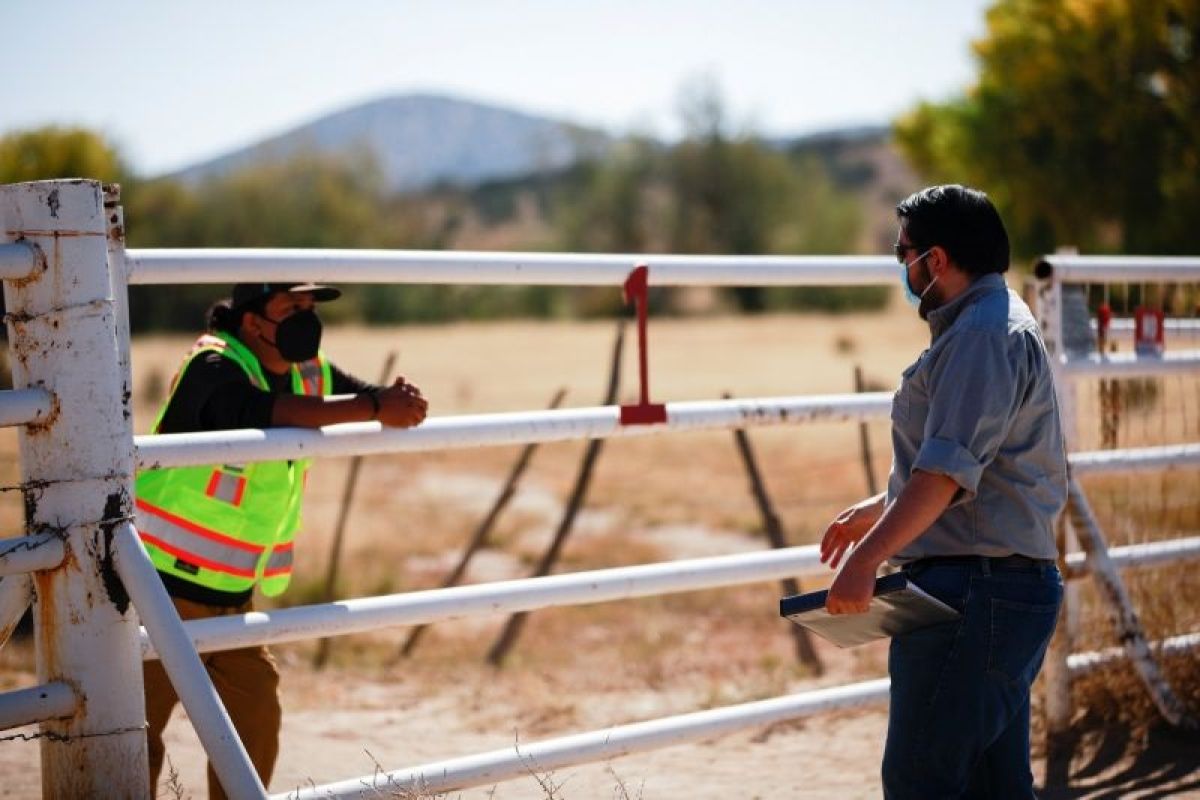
[143,596,282,799]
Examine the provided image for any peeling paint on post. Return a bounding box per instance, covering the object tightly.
[1034,265,1076,748]
[0,180,148,798]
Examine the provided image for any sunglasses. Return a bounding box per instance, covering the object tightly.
[893,242,916,264]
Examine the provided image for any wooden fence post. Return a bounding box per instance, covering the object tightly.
[398,387,567,658]
[486,321,625,666]
[725,393,823,674]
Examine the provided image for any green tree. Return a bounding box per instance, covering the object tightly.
[0,126,130,185]
[557,136,661,253]
[668,78,865,311]
[895,0,1200,255]
[123,150,436,331]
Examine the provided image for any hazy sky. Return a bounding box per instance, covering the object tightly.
[4,1,993,176]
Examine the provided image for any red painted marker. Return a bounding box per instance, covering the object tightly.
[619,263,667,425]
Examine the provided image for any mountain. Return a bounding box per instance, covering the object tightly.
[169,93,612,192]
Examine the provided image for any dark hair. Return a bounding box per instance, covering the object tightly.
[206,295,268,333]
[895,185,1010,276]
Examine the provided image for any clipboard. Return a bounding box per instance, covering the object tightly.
[779,572,960,648]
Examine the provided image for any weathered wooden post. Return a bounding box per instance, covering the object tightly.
[0,179,150,797]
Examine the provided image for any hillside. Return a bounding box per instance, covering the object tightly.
[169,93,612,192]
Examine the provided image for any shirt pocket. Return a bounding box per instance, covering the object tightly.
[892,355,925,424]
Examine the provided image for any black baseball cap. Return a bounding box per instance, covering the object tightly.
[230,282,342,312]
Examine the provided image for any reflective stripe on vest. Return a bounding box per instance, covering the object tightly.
[135,497,264,578]
[263,542,294,577]
[205,466,247,506]
[296,359,325,396]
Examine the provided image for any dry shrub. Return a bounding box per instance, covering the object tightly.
[1067,470,1200,728]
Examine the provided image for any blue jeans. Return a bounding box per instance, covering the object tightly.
[883,558,1063,799]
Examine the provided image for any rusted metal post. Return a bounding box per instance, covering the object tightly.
[0,180,150,797]
[399,387,567,659]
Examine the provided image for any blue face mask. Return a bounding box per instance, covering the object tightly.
[900,249,935,306]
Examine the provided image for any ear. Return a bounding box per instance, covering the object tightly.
[238,309,261,337]
[927,246,951,278]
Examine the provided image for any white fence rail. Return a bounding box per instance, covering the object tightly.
[0,682,76,731]
[1061,351,1200,378]
[281,678,895,800]
[126,249,899,286]
[0,533,65,576]
[0,242,37,280]
[282,625,1196,800]
[0,388,53,428]
[135,394,894,469]
[1035,255,1200,282]
[143,536,1200,660]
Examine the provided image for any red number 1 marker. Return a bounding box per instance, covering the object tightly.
[619,263,668,425]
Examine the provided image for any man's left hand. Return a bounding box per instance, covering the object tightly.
[826,554,878,615]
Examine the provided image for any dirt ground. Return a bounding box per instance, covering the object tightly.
[2,644,1198,798]
[1,305,1198,797]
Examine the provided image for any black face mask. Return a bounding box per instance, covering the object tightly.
[260,309,322,362]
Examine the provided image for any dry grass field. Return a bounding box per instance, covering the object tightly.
[1,297,1198,798]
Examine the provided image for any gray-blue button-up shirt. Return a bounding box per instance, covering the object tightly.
[888,272,1067,564]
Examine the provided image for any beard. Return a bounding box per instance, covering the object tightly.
[915,264,943,320]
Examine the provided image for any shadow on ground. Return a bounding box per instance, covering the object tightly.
[1040,717,1200,799]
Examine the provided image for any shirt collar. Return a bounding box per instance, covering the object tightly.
[927,272,1007,340]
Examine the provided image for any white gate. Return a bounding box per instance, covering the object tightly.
[0,179,1196,798]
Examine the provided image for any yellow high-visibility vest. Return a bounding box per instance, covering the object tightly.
[135,331,331,596]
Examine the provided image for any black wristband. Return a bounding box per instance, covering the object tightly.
[361,389,381,420]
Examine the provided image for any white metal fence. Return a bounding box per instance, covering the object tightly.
[0,179,1196,798]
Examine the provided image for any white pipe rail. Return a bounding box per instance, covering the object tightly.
[1092,318,1200,334]
[1035,255,1200,283]
[126,249,899,286]
[135,394,894,470]
[0,532,65,576]
[1063,536,1200,580]
[0,388,53,428]
[277,678,893,800]
[112,522,266,800]
[0,242,37,280]
[143,533,1200,660]
[135,402,1197,475]
[278,626,1200,800]
[144,545,828,659]
[1068,632,1200,677]
[0,681,76,731]
[1061,350,1200,378]
[1070,443,1200,475]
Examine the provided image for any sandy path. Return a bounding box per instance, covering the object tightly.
[3,652,1198,799]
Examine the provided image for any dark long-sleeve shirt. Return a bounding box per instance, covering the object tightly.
[155,348,372,434]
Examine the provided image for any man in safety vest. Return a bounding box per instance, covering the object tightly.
[136,282,427,799]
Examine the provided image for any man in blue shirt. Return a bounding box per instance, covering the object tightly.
[820,185,1067,798]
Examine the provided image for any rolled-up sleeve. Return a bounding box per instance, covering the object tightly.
[912,328,1023,502]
